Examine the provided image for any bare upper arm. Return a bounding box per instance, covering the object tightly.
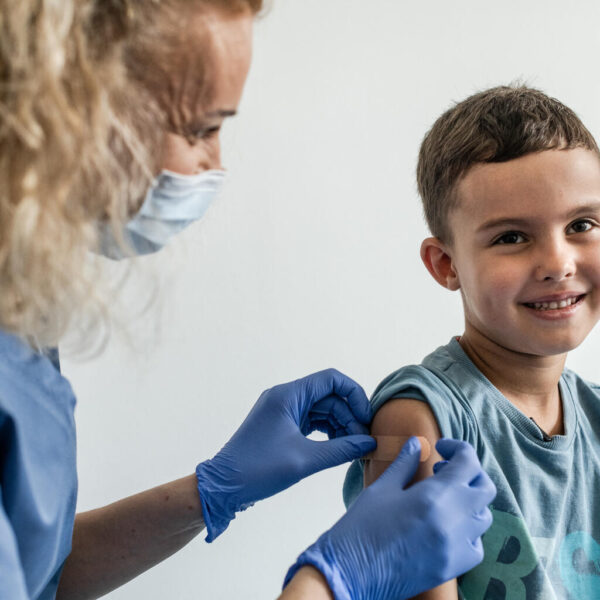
[364,398,458,600]
[364,398,443,486]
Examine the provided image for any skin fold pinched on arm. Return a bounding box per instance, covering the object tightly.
[363,399,459,600]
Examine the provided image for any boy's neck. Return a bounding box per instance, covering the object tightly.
[458,326,567,435]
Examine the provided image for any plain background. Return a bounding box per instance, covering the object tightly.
[62,1,600,597]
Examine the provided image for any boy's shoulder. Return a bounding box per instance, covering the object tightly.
[372,337,483,412]
[561,367,600,401]
[343,339,481,508]
[370,338,483,441]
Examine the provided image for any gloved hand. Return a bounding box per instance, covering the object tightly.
[196,369,376,542]
[284,437,496,600]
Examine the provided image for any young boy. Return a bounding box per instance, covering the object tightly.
[343,85,600,599]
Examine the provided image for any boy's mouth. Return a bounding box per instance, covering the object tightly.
[523,294,586,311]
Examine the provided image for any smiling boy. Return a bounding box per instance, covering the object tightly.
[343,86,600,599]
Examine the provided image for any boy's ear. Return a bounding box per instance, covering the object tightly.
[420,237,460,291]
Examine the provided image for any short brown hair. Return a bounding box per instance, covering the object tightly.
[417,85,600,243]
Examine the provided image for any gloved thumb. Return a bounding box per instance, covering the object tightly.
[376,436,421,489]
[305,435,376,475]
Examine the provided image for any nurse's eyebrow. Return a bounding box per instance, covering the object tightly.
[204,109,237,118]
[183,109,238,135]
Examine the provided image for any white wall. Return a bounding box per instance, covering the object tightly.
[62,1,600,597]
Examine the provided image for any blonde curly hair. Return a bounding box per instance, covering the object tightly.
[0,0,263,350]
[0,0,158,348]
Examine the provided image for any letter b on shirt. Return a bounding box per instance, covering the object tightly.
[460,509,537,600]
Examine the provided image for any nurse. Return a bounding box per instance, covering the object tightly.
[0,1,495,599]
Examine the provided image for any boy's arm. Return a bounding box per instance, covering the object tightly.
[364,399,458,600]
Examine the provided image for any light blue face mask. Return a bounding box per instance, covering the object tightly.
[100,168,226,259]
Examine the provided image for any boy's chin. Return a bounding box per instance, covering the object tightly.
[466,320,596,357]
[509,334,587,358]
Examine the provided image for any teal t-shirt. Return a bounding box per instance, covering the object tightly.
[343,338,600,600]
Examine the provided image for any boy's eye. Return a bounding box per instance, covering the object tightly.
[567,219,595,234]
[493,231,526,245]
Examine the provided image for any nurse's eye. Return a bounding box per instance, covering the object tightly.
[184,126,221,147]
[567,218,596,234]
[200,126,221,140]
[493,231,526,245]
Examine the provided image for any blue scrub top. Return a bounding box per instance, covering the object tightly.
[0,330,77,599]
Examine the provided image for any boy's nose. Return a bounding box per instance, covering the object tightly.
[534,240,576,281]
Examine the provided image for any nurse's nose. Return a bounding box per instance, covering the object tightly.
[195,138,222,172]
[535,236,576,281]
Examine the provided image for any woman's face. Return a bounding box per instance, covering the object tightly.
[159,7,254,174]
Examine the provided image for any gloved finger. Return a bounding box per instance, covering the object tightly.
[432,460,448,474]
[307,396,371,438]
[302,435,376,476]
[457,485,497,520]
[375,436,421,489]
[471,534,484,556]
[327,397,371,436]
[301,397,342,436]
[451,534,485,578]
[468,471,497,504]
[469,535,485,566]
[434,439,483,485]
[300,369,372,425]
[462,506,494,546]
[474,506,494,538]
[304,396,349,435]
[309,419,336,439]
[435,438,476,460]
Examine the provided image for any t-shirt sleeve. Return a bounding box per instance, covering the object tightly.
[370,365,476,444]
[0,485,30,599]
[343,364,476,507]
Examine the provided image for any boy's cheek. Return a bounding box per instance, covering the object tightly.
[588,302,600,328]
[461,256,520,290]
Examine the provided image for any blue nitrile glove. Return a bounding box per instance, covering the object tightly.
[284,437,497,600]
[196,369,376,542]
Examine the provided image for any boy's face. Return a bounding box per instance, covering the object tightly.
[438,148,600,357]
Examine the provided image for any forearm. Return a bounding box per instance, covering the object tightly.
[279,567,334,600]
[409,580,458,600]
[56,474,205,600]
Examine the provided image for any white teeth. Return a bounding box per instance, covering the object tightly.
[529,296,580,310]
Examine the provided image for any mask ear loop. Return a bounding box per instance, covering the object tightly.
[365,436,431,463]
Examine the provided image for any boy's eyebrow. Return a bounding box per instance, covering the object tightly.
[477,201,600,233]
[477,217,531,233]
[565,201,600,219]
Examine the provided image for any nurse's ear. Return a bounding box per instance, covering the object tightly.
[420,237,460,291]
